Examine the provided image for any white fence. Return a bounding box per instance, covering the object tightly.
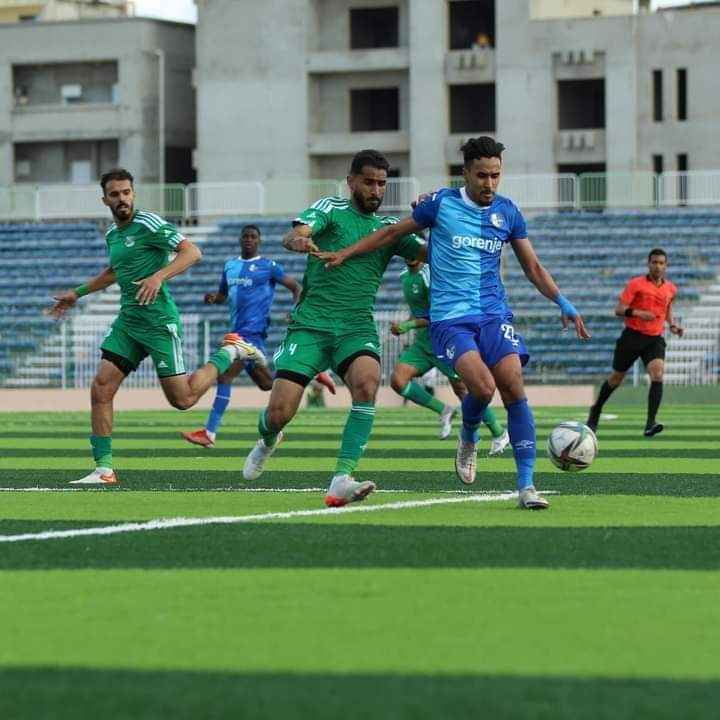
[5,170,720,222]
[2,311,463,389]
[661,313,720,385]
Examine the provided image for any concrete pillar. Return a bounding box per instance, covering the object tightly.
[408,0,446,180]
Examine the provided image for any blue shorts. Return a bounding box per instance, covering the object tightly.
[430,315,530,371]
[233,331,267,373]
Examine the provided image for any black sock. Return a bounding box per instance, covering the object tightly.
[590,381,616,418]
[647,381,663,428]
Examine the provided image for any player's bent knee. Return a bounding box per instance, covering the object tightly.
[350,379,379,402]
[167,395,194,411]
[91,378,118,404]
[266,406,293,428]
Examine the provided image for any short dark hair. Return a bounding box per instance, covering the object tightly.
[648,248,667,261]
[461,136,505,167]
[241,224,261,238]
[350,149,390,175]
[100,168,134,194]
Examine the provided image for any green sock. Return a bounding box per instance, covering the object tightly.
[400,381,445,414]
[208,347,234,375]
[258,408,281,447]
[335,402,375,476]
[482,406,505,438]
[90,435,112,469]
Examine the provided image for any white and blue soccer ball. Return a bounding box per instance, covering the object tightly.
[546,422,598,472]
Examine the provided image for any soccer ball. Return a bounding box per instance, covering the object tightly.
[546,422,598,472]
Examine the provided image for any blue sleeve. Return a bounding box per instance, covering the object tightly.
[218,267,229,295]
[269,260,286,285]
[411,191,443,228]
[508,204,528,240]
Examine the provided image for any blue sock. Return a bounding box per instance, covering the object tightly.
[460,393,487,444]
[506,397,536,490]
[206,383,232,434]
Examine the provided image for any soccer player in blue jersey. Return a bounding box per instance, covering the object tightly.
[316,136,590,509]
[181,225,335,447]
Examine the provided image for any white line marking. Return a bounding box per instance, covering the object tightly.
[0,493,516,544]
[0,487,541,495]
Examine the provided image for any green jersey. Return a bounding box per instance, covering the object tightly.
[401,263,432,351]
[293,197,423,330]
[105,210,184,322]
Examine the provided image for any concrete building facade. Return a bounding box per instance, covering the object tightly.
[195,0,720,183]
[0,17,195,185]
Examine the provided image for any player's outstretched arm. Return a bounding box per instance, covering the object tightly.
[282,275,303,305]
[133,238,201,305]
[315,216,423,268]
[390,317,429,336]
[283,224,319,254]
[511,237,591,339]
[47,265,116,320]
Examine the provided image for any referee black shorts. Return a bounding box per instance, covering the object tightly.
[612,327,666,373]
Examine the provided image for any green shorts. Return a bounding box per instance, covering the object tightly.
[273,323,380,382]
[397,339,461,382]
[101,315,186,378]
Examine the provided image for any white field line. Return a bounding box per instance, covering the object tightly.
[0,492,516,544]
[0,487,545,495]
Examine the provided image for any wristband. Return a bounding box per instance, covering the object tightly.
[624,307,633,318]
[74,284,90,298]
[398,320,416,333]
[554,294,578,320]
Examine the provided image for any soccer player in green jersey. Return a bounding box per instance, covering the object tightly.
[242,149,424,506]
[49,168,264,485]
[391,257,510,453]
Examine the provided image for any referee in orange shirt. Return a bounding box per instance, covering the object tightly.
[587,248,684,436]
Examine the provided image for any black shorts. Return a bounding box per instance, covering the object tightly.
[612,328,666,373]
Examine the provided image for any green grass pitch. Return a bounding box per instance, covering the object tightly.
[0,404,718,719]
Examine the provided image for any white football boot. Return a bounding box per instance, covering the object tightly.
[439,406,458,440]
[517,485,550,510]
[69,467,117,485]
[488,430,510,456]
[242,432,284,480]
[454,434,478,485]
[325,474,376,507]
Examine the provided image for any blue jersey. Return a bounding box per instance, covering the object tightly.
[412,188,527,323]
[218,255,286,337]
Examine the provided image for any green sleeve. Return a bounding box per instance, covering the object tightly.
[147,222,184,252]
[294,200,332,236]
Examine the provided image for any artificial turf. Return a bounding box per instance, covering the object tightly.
[0,404,718,719]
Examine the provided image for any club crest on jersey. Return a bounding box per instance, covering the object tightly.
[490,213,504,229]
[249,263,257,272]
[124,236,136,247]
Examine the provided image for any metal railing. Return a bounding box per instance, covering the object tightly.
[4,171,720,222]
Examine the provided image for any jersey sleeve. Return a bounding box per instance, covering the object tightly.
[269,260,286,284]
[411,191,443,228]
[508,204,528,240]
[294,198,333,235]
[619,279,639,305]
[148,221,185,251]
